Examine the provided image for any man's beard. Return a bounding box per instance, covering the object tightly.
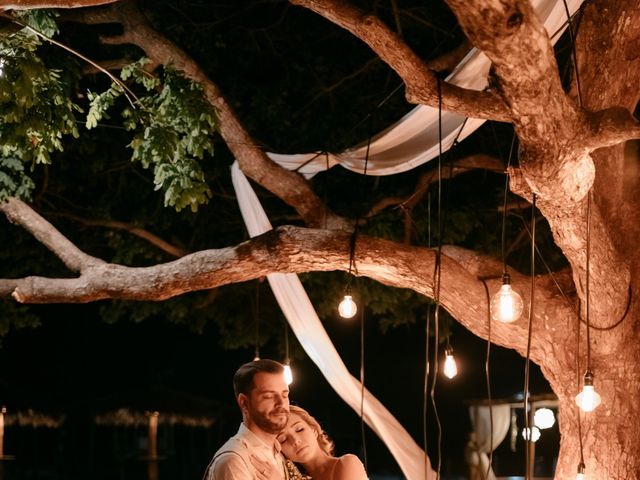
[252,407,289,434]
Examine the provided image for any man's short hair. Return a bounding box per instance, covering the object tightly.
[233,359,284,397]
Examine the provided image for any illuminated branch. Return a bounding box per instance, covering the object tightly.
[290,0,511,121]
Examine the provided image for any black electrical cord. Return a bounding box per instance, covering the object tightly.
[479,279,494,480]
[254,281,260,361]
[428,76,444,480]
[523,194,537,480]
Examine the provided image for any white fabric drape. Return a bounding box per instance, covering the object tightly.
[266,0,583,179]
[466,404,511,480]
[231,162,435,480]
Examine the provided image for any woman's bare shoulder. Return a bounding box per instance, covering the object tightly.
[333,454,367,479]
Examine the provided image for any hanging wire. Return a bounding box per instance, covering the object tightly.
[576,280,585,472]
[428,76,445,480]
[479,279,494,480]
[359,299,368,471]
[523,194,537,480]
[284,320,290,361]
[561,0,584,107]
[512,198,630,331]
[585,191,592,370]
[423,191,432,480]
[354,116,374,472]
[501,134,518,271]
[254,281,261,361]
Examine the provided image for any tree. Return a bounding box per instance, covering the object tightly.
[1,0,639,478]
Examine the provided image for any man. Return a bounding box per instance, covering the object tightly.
[205,359,291,479]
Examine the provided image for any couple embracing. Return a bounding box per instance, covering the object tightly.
[204,359,368,480]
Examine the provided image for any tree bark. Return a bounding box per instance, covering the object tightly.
[0,0,117,8]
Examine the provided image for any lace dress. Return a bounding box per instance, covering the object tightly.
[285,459,311,480]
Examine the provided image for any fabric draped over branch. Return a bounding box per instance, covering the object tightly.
[267,0,583,179]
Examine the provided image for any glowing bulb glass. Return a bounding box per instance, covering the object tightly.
[576,474,585,480]
[283,364,293,385]
[338,295,357,318]
[0,58,4,77]
[521,426,541,442]
[575,385,601,412]
[533,408,555,429]
[491,284,524,323]
[443,352,458,379]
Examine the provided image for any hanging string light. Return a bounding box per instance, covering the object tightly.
[575,192,601,413]
[283,321,293,385]
[338,235,358,318]
[491,135,524,323]
[443,343,458,379]
[491,273,524,323]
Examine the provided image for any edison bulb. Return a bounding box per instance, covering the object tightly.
[283,363,293,386]
[338,294,357,318]
[576,462,585,480]
[533,407,555,429]
[576,385,601,412]
[491,281,524,323]
[443,347,458,379]
[576,371,601,412]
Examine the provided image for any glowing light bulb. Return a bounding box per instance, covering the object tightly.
[533,407,555,429]
[575,371,601,412]
[0,58,4,77]
[521,426,541,442]
[490,273,524,323]
[576,462,585,480]
[443,346,458,379]
[338,294,357,318]
[283,361,293,386]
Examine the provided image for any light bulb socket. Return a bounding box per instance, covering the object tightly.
[577,462,585,474]
[445,345,454,356]
[583,370,594,386]
[284,358,290,366]
[502,272,511,285]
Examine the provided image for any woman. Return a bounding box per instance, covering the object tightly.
[250,405,368,480]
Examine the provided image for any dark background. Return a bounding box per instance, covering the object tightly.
[0,302,558,480]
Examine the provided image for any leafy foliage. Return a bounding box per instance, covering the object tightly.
[14,9,60,38]
[0,155,35,203]
[87,59,218,212]
[0,30,80,201]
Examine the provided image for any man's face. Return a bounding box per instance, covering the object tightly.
[240,371,290,434]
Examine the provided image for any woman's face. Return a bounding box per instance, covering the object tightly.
[277,412,320,463]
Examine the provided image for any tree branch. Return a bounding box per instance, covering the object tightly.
[0,198,105,272]
[289,0,511,122]
[0,0,117,8]
[66,1,350,231]
[1,199,572,364]
[46,211,189,258]
[366,154,504,218]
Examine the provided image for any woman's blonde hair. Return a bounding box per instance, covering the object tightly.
[289,405,335,456]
